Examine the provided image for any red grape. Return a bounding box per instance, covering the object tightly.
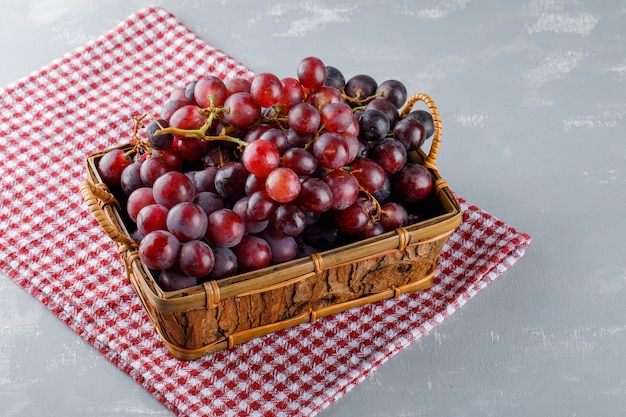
[265,167,301,203]
[336,202,369,235]
[206,208,245,248]
[350,158,386,194]
[136,204,169,236]
[152,171,195,209]
[98,148,132,188]
[250,72,284,108]
[370,137,407,174]
[297,56,327,90]
[225,77,251,95]
[232,196,269,234]
[309,86,344,110]
[169,104,207,132]
[287,102,320,134]
[222,92,262,128]
[152,147,183,171]
[127,187,156,223]
[296,177,333,213]
[320,102,355,133]
[277,77,304,111]
[242,139,280,177]
[312,132,349,169]
[138,230,180,271]
[140,156,171,187]
[393,163,433,204]
[282,147,317,176]
[193,75,228,108]
[323,169,359,211]
[160,99,188,122]
[233,236,272,273]
[405,109,435,139]
[379,202,409,230]
[247,190,278,222]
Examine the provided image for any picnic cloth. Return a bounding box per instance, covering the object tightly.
[0,6,532,417]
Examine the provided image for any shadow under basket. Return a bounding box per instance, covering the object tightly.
[80,93,462,361]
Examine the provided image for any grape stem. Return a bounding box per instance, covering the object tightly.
[155,123,248,148]
[359,186,382,221]
[341,91,383,106]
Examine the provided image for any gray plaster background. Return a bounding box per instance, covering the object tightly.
[1,1,625,416]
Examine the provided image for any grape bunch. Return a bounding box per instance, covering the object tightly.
[97,56,437,291]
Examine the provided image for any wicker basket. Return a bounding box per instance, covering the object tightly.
[80,93,462,360]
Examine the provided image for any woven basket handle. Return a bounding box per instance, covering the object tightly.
[79,180,135,249]
[400,93,442,170]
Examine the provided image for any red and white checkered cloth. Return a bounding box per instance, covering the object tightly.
[0,7,531,417]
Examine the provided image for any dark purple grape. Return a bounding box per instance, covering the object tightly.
[192,166,218,193]
[272,204,306,237]
[282,147,317,176]
[286,128,313,148]
[302,218,339,251]
[358,109,390,142]
[184,80,198,104]
[325,66,346,90]
[178,240,215,278]
[376,80,408,109]
[366,98,399,127]
[372,174,392,205]
[194,191,225,216]
[207,247,238,280]
[157,268,197,291]
[146,119,174,150]
[214,162,249,203]
[345,74,378,105]
[120,162,144,195]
